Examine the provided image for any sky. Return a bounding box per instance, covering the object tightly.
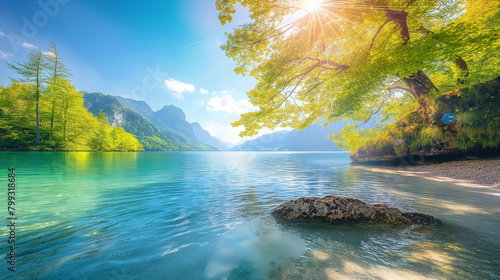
[0,0,292,144]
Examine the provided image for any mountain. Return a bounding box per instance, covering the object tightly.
[115,96,213,150]
[85,94,343,152]
[231,131,289,151]
[153,105,196,140]
[114,96,155,119]
[83,92,211,151]
[191,122,232,150]
[231,122,344,151]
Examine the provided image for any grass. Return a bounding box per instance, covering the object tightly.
[356,77,500,157]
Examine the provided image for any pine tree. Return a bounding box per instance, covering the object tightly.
[7,47,49,143]
[45,42,70,141]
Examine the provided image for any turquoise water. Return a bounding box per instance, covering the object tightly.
[0,152,499,279]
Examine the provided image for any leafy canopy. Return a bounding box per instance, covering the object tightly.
[217,0,500,151]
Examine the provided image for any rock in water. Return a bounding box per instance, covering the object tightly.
[401,212,439,224]
[271,196,439,225]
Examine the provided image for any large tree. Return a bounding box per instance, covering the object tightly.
[2,44,143,151]
[8,48,49,143]
[217,0,500,150]
[45,42,71,141]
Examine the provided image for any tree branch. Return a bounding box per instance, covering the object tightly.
[270,57,348,105]
[304,81,324,96]
[353,96,390,128]
[415,25,434,34]
[252,14,310,45]
[401,0,415,12]
[370,6,411,50]
[369,19,391,50]
[304,57,349,71]
[386,86,413,94]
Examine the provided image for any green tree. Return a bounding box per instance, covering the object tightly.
[7,47,49,143]
[45,42,71,141]
[0,82,36,148]
[2,43,143,152]
[88,112,111,151]
[56,78,83,142]
[217,0,500,151]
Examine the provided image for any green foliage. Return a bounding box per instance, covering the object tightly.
[138,136,180,151]
[1,44,143,152]
[87,114,142,151]
[415,126,445,150]
[7,47,49,143]
[217,0,500,152]
[83,92,209,151]
[355,78,500,156]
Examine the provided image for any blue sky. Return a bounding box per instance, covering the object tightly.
[0,0,285,144]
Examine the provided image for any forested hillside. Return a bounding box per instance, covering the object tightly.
[0,44,142,151]
[83,92,195,151]
[115,96,215,151]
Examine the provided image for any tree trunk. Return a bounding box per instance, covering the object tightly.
[63,103,68,142]
[452,56,469,85]
[49,53,59,142]
[36,100,40,143]
[49,100,56,141]
[63,118,67,142]
[385,9,410,45]
[402,70,438,108]
[35,65,40,144]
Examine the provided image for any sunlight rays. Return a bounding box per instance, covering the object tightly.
[302,0,324,12]
[230,0,438,122]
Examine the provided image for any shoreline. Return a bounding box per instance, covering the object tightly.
[355,158,500,189]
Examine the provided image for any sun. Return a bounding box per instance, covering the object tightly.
[302,0,324,12]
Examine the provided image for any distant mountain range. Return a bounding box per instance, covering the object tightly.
[83,92,185,151]
[82,92,343,152]
[115,96,233,150]
[231,122,343,151]
[191,122,232,151]
[83,92,228,151]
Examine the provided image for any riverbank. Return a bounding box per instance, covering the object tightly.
[355,158,500,188]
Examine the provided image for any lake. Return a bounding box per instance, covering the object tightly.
[1,152,499,279]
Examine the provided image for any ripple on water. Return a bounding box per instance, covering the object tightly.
[1,152,499,280]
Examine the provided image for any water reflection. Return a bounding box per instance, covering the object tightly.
[205,218,306,280]
[0,152,499,280]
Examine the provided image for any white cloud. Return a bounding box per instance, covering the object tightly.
[21,42,36,49]
[164,78,195,100]
[0,31,37,50]
[206,95,256,115]
[200,88,209,95]
[44,51,55,57]
[0,50,13,59]
[171,92,184,100]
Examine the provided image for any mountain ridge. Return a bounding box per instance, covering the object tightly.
[83,92,212,151]
[191,122,232,150]
[115,96,227,150]
[231,122,343,151]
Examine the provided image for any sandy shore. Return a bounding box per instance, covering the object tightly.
[356,158,500,188]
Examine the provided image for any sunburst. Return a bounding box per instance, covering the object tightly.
[302,0,324,12]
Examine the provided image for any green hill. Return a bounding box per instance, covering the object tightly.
[83,92,213,151]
